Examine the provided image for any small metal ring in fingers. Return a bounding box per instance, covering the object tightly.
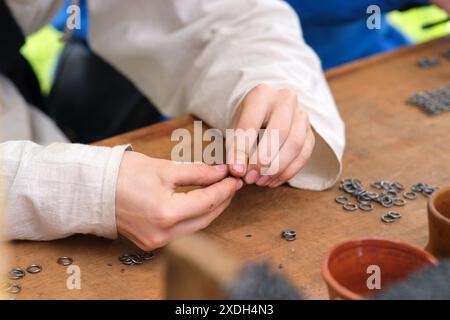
[26,264,42,274]
[141,251,155,261]
[335,195,350,205]
[393,199,407,206]
[57,256,73,266]
[358,203,374,212]
[343,203,358,212]
[403,191,417,200]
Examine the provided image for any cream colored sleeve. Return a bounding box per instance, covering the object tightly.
[89,0,345,191]
[0,141,130,240]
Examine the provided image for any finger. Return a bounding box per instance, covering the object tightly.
[169,177,242,222]
[257,108,309,186]
[269,127,315,188]
[168,162,229,187]
[245,94,297,184]
[169,196,233,236]
[227,85,272,177]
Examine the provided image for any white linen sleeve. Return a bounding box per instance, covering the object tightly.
[0,141,130,241]
[89,0,345,190]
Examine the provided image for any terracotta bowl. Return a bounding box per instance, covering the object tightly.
[321,238,438,300]
[427,186,450,258]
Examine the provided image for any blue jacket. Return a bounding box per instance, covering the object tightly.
[287,0,429,69]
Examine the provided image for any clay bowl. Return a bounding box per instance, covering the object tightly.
[321,238,438,300]
[427,186,450,258]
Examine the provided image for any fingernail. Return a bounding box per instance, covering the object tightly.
[269,179,280,188]
[256,175,270,186]
[236,179,244,190]
[233,164,245,174]
[244,170,259,184]
[215,164,228,172]
[274,180,285,188]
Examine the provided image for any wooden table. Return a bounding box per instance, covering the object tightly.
[6,37,450,299]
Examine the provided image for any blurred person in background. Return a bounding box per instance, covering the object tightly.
[286,0,450,69]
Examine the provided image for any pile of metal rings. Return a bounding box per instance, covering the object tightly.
[416,57,440,68]
[336,179,438,222]
[281,230,296,241]
[411,183,439,198]
[118,251,155,266]
[407,84,450,115]
[337,179,409,212]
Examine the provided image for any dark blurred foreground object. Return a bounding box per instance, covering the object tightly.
[373,259,450,299]
[165,234,450,300]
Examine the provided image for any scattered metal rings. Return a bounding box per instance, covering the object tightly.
[26,264,42,274]
[358,203,374,212]
[343,203,358,212]
[57,256,73,266]
[6,284,21,294]
[281,230,297,241]
[8,267,25,280]
[403,191,417,200]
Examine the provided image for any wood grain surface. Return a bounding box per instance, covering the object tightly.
[5,37,450,300]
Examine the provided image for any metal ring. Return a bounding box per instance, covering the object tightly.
[381,198,394,208]
[6,284,21,294]
[387,211,402,219]
[281,230,297,241]
[381,215,396,223]
[403,191,417,200]
[141,252,155,261]
[358,203,374,212]
[121,258,134,265]
[392,182,405,191]
[371,181,382,189]
[393,199,407,206]
[26,264,42,274]
[335,195,350,205]
[57,256,73,266]
[8,267,25,280]
[343,203,358,212]
[130,255,143,265]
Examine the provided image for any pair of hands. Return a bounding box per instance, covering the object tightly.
[116,84,315,250]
